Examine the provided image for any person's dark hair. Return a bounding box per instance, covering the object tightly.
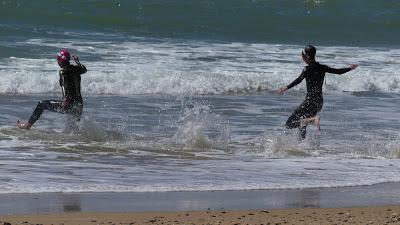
[302,45,316,59]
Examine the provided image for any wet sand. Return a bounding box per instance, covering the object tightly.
[1,183,400,224]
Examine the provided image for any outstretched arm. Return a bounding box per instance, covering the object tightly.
[325,64,358,75]
[277,68,306,95]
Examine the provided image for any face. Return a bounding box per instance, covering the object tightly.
[302,52,311,64]
[57,59,69,68]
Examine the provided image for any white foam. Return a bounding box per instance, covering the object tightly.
[1,39,399,95]
[0,157,400,194]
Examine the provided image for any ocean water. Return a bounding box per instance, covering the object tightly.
[0,0,400,193]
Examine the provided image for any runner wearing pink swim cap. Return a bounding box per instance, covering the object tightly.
[17,49,87,131]
[57,48,71,67]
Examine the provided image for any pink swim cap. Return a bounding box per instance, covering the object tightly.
[57,48,71,67]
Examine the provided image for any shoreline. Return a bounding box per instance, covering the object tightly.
[1,182,400,216]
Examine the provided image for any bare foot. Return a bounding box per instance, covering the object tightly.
[17,120,32,130]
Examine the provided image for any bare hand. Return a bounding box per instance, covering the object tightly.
[277,87,287,95]
[349,64,358,70]
[73,55,80,63]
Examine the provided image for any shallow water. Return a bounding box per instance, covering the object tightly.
[1,92,400,193]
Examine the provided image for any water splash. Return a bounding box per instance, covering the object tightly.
[172,99,231,151]
[78,115,126,142]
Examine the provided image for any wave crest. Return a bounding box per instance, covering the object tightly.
[1,40,399,95]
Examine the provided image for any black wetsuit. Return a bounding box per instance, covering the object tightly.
[285,62,351,138]
[28,63,87,129]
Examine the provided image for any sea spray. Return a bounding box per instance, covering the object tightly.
[78,115,126,142]
[172,98,231,150]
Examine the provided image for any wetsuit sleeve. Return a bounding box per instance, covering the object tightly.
[59,70,64,87]
[79,64,87,74]
[286,68,306,90]
[72,64,87,75]
[324,65,351,75]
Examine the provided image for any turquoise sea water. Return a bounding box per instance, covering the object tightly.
[1,0,399,46]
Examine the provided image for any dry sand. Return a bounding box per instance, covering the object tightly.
[1,205,400,225]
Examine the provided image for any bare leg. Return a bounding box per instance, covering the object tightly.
[314,114,321,131]
[300,114,321,131]
[286,97,322,140]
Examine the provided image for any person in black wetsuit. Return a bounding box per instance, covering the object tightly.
[277,45,358,139]
[17,49,87,131]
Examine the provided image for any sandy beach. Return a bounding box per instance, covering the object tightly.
[1,183,400,224]
[1,206,400,225]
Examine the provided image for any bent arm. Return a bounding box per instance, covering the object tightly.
[74,64,87,75]
[72,56,87,74]
[79,64,87,74]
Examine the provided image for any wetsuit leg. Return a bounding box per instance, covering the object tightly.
[65,102,83,132]
[299,127,307,139]
[286,104,307,129]
[28,100,63,125]
[286,96,322,139]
